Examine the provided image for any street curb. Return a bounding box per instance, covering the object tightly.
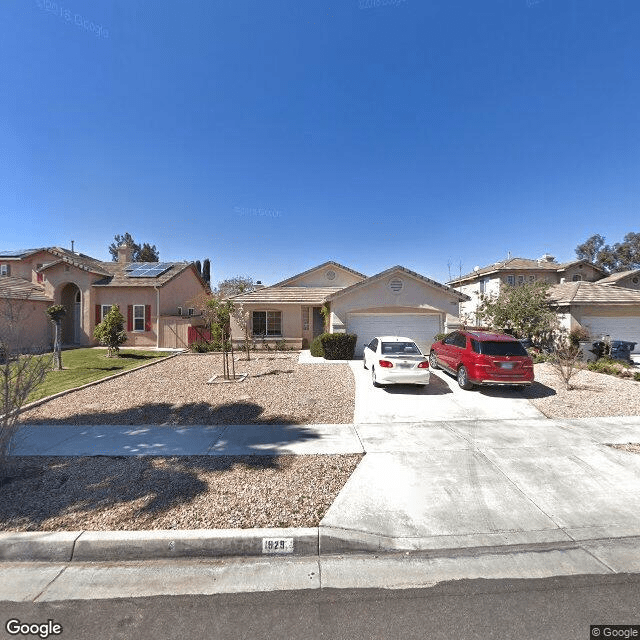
[18,351,180,414]
[0,528,319,562]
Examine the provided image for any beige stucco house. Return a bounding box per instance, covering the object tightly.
[0,244,209,351]
[230,261,468,356]
[548,281,640,353]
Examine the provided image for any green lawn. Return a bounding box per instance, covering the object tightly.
[28,348,173,403]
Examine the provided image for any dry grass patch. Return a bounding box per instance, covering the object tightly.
[0,454,363,531]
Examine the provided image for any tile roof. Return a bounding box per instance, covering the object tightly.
[548,281,640,305]
[92,261,196,287]
[327,265,470,302]
[46,247,112,276]
[448,257,605,284]
[231,286,343,304]
[597,269,640,284]
[0,276,53,302]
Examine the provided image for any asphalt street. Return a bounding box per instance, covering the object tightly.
[2,573,639,640]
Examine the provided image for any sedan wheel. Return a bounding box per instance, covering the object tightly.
[457,365,474,390]
[372,366,380,387]
[429,351,439,369]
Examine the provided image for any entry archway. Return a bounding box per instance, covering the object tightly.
[60,283,82,345]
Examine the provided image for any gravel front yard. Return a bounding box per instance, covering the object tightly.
[522,363,640,419]
[20,353,354,425]
[0,454,363,531]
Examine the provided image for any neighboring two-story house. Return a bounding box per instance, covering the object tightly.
[0,243,209,351]
[448,255,640,353]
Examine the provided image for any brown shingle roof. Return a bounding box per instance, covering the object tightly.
[448,257,606,285]
[46,247,112,276]
[0,277,53,302]
[231,286,343,304]
[597,269,640,284]
[548,281,640,305]
[92,261,195,287]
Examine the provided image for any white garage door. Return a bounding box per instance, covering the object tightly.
[347,313,442,356]
[582,316,640,353]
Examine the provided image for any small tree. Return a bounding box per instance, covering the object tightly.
[477,282,558,347]
[45,304,66,371]
[109,233,160,262]
[231,301,251,361]
[1,297,50,476]
[214,276,255,298]
[195,260,202,277]
[93,305,128,357]
[549,338,583,390]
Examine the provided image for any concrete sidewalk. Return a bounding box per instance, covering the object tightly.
[6,416,640,562]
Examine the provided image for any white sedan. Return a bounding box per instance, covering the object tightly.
[363,336,430,387]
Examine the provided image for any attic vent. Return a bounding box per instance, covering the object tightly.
[326,270,336,281]
[389,278,404,293]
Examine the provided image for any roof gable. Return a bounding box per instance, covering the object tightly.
[327,265,470,302]
[272,261,367,288]
[548,281,640,305]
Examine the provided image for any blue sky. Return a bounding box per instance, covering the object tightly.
[1,0,638,285]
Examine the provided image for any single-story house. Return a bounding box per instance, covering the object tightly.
[0,243,209,351]
[229,261,469,356]
[549,281,640,353]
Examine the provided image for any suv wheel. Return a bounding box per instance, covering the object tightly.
[457,365,474,390]
[429,351,439,369]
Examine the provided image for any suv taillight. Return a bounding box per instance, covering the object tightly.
[379,360,393,368]
[417,361,429,368]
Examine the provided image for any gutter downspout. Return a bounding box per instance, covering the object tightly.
[155,286,160,349]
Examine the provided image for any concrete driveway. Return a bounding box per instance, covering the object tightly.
[350,361,544,423]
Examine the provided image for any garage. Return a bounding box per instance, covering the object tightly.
[581,316,640,353]
[348,312,442,356]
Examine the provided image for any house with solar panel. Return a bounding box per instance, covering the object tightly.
[0,243,209,351]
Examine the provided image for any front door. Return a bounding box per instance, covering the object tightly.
[312,307,324,338]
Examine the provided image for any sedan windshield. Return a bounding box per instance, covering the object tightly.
[381,342,421,355]
[471,340,528,356]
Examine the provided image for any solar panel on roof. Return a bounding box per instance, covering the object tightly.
[0,250,33,258]
[125,262,172,278]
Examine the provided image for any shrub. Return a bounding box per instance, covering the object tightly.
[93,305,127,357]
[320,333,357,360]
[549,341,583,390]
[310,333,327,357]
[568,326,591,346]
[634,372,640,382]
[433,333,447,343]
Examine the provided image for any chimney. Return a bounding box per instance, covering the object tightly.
[71,240,75,253]
[254,280,264,289]
[117,242,135,263]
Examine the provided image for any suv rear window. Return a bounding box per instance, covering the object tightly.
[471,339,528,356]
[381,342,421,355]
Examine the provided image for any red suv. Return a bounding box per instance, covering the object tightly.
[429,331,534,390]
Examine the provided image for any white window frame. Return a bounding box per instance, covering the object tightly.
[101,305,112,321]
[517,275,525,284]
[529,275,536,282]
[506,275,516,286]
[302,307,310,331]
[188,308,194,317]
[133,304,145,331]
[177,306,182,316]
[0,264,7,276]
[572,274,582,282]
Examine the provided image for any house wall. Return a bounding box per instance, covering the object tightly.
[560,264,603,283]
[0,250,51,281]
[159,268,207,315]
[92,287,157,347]
[229,303,303,349]
[570,305,640,326]
[0,298,52,353]
[330,274,459,332]
[611,274,640,290]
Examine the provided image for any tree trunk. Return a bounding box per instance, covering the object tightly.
[53,321,62,370]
